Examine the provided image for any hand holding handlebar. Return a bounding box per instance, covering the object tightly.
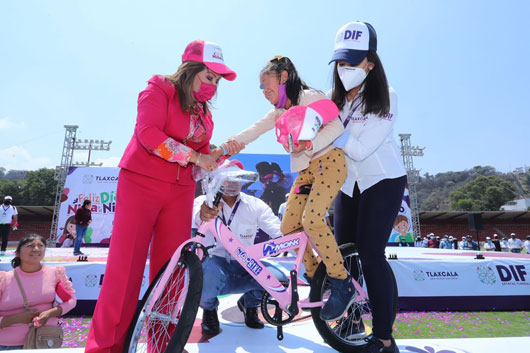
[199,201,223,223]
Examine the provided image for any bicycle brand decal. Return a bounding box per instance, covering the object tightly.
[215,218,223,240]
[266,284,287,293]
[236,247,263,276]
[263,239,300,256]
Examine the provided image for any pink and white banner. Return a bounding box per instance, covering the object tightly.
[57,167,119,244]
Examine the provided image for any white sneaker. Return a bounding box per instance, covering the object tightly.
[0,251,6,256]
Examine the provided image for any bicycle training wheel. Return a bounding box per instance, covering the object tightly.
[310,243,398,353]
[123,250,203,353]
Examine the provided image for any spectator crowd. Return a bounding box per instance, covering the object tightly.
[412,232,530,253]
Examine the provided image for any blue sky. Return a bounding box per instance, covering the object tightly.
[1,0,529,175]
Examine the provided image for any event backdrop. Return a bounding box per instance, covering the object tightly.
[57,167,118,244]
[388,185,414,244]
[57,154,410,244]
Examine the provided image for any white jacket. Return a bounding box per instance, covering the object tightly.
[333,86,406,195]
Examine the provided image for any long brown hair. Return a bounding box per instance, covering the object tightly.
[331,51,390,117]
[165,61,210,114]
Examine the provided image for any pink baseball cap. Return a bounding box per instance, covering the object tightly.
[182,40,236,81]
[275,99,339,148]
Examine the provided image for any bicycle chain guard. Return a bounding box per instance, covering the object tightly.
[260,282,295,326]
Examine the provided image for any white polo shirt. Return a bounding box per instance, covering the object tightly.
[193,192,283,259]
[330,86,406,195]
[0,204,17,224]
[508,238,523,250]
[524,240,530,254]
[484,241,495,251]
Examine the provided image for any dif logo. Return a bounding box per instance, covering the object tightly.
[496,265,527,283]
[344,30,362,41]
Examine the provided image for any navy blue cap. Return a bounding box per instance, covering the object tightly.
[330,22,377,65]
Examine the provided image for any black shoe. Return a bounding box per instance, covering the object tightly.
[361,335,399,353]
[320,275,356,321]
[201,309,220,335]
[237,297,264,329]
[73,252,81,256]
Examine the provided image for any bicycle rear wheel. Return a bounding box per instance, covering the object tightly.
[123,250,202,353]
[310,243,398,353]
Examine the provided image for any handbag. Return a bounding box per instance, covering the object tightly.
[13,269,64,349]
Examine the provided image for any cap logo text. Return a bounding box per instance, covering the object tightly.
[212,50,223,61]
[344,30,362,41]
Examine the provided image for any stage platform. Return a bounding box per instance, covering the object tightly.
[1,247,529,314]
[6,339,530,353]
[6,300,530,353]
[4,292,530,352]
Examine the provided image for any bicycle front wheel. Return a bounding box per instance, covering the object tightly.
[310,243,398,353]
[123,250,203,353]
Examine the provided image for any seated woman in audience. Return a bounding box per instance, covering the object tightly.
[0,234,77,350]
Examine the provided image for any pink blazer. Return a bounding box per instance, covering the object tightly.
[119,75,214,185]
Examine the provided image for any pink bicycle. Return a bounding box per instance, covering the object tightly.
[123,168,398,353]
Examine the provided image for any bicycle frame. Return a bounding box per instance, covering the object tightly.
[148,215,368,323]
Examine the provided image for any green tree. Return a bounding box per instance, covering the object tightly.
[4,170,27,180]
[450,175,516,211]
[21,169,57,205]
[0,179,25,203]
[0,168,57,205]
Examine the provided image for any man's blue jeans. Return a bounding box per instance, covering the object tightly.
[74,225,88,253]
[200,255,264,311]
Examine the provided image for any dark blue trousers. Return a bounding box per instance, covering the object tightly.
[333,175,407,340]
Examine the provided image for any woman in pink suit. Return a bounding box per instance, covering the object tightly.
[85,40,237,353]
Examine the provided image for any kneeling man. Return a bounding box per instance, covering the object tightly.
[193,160,283,335]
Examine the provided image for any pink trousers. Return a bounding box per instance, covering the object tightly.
[85,169,195,353]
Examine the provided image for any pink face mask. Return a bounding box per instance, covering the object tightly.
[193,80,217,102]
[274,84,287,108]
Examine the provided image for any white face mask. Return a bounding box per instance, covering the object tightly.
[338,66,367,91]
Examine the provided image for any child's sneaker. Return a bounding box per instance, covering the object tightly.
[319,275,356,321]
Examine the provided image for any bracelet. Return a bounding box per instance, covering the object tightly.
[194,153,201,166]
[221,144,229,156]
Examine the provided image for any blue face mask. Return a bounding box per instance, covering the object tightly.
[275,84,287,108]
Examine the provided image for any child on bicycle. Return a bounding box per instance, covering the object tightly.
[224,57,355,321]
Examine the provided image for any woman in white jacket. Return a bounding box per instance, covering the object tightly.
[330,22,407,353]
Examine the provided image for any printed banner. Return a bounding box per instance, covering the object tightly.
[388,184,413,243]
[55,155,409,245]
[0,261,149,300]
[232,153,293,216]
[389,258,530,297]
[57,167,119,244]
